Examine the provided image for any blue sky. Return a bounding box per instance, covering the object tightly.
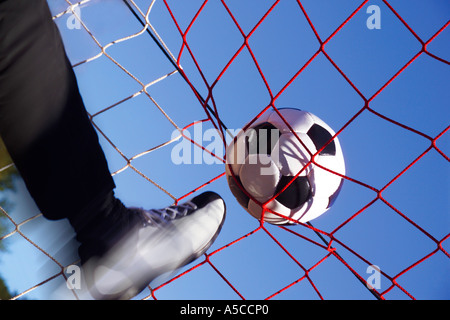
[0,0,449,300]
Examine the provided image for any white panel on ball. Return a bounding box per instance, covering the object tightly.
[239,154,280,203]
[268,108,314,133]
[248,198,292,225]
[293,195,330,223]
[272,132,314,177]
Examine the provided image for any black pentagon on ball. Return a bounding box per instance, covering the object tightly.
[307,123,336,156]
[275,175,311,209]
[227,174,250,209]
[246,122,281,156]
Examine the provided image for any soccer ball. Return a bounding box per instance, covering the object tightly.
[225,108,345,225]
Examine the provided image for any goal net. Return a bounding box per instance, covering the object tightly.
[0,0,449,300]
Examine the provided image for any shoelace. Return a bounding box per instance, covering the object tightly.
[137,201,198,227]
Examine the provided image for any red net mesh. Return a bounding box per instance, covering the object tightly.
[156,0,449,300]
[0,0,448,300]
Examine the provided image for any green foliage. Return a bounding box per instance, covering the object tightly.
[0,137,18,210]
[0,277,12,300]
[0,137,17,247]
[0,137,17,194]
[0,137,18,299]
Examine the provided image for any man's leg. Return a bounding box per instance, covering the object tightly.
[0,0,115,221]
[0,0,133,262]
[0,0,226,299]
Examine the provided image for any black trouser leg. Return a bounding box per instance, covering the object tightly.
[0,0,116,221]
[0,0,139,262]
